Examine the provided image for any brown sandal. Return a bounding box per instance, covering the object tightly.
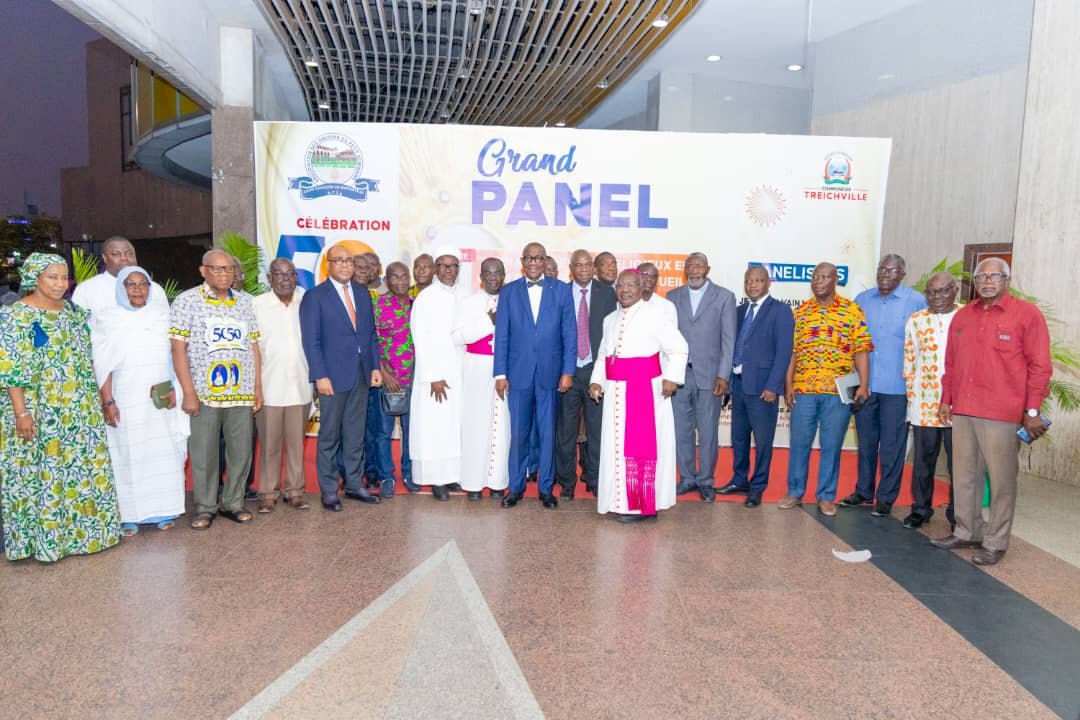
[286,496,311,510]
[219,509,253,523]
[190,512,215,530]
[257,499,275,514]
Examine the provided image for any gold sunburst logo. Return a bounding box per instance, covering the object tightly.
[745,185,787,228]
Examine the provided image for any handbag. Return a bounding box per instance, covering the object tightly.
[381,385,410,416]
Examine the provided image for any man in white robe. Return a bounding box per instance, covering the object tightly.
[589,270,688,522]
[409,248,465,498]
[72,236,168,334]
[454,258,510,499]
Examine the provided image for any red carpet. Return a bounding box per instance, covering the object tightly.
[190,438,952,505]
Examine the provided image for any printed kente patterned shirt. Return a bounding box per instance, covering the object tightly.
[791,295,873,395]
[375,292,415,385]
[903,306,959,427]
[168,284,260,407]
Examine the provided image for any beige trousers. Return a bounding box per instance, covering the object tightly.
[952,414,1020,552]
[255,404,309,500]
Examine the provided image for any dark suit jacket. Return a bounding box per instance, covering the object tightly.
[493,276,577,390]
[667,280,738,388]
[299,279,380,393]
[567,280,617,363]
[733,296,794,396]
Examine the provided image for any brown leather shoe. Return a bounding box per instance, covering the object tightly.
[972,548,1005,566]
[286,496,311,510]
[817,500,837,516]
[930,534,982,550]
[777,495,803,510]
[257,499,275,514]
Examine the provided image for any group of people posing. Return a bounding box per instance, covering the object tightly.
[0,237,1051,567]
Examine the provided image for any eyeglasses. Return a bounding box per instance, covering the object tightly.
[328,257,355,266]
[522,255,545,263]
[203,265,237,275]
[973,272,1009,283]
[436,263,460,270]
[123,281,150,289]
[925,286,957,297]
[876,267,903,276]
[270,270,297,279]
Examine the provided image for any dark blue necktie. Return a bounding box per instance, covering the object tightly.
[732,302,757,368]
[527,279,544,288]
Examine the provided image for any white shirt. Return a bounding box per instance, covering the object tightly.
[688,280,710,316]
[572,280,593,367]
[527,277,544,322]
[332,278,357,321]
[253,289,310,406]
[733,292,769,375]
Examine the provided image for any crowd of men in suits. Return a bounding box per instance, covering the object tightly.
[71,238,1052,566]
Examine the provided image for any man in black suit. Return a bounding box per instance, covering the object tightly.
[556,249,617,499]
[299,243,383,511]
[716,266,794,507]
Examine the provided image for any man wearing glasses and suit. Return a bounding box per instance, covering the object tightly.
[299,243,383,512]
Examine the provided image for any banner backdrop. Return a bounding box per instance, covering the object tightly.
[255,122,892,447]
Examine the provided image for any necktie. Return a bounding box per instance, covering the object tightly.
[733,302,756,368]
[527,279,544,288]
[577,287,590,361]
[343,284,357,329]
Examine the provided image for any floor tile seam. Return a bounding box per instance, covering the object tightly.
[226,541,452,720]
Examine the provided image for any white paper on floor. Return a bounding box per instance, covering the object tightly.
[832,548,872,563]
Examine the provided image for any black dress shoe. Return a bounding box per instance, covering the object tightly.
[501,492,523,508]
[540,493,558,510]
[322,500,343,512]
[838,492,873,508]
[699,486,716,504]
[716,482,749,495]
[870,501,893,517]
[676,480,698,495]
[432,485,450,501]
[744,493,762,508]
[344,490,381,504]
[490,489,505,499]
[902,512,928,528]
[466,491,483,501]
[617,514,645,523]
[560,486,575,501]
[931,534,981,550]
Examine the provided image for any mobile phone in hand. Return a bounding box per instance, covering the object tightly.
[1017,415,1052,444]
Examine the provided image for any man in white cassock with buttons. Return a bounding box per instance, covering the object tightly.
[409,247,465,500]
[454,257,510,500]
[589,269,688,523]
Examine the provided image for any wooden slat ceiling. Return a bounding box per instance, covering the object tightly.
[259,0,698,125]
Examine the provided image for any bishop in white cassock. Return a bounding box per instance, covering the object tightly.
[589,270,688,522]
[72,237,168,334]
[409,249,465,497]
[454,258,510,497]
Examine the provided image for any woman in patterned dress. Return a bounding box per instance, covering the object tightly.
[0,253,121,562]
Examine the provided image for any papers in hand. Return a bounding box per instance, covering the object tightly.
[835,372,861,404]
[832,548,872,563]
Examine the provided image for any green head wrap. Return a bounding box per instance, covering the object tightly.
[19,252,68,290]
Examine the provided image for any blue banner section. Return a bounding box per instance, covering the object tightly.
[749,261,848,286]
[288,177,380,201]
[275,234,326,289]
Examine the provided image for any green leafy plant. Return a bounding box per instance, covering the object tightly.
[71,247,100,284]
[161,277,181,303]
[219,231,269,296]
[915,256,1080,415]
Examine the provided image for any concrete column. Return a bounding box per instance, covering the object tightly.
[212,27,256,245]
[1011,0,1080,485]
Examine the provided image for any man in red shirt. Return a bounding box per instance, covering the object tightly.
[931,258,1052,565]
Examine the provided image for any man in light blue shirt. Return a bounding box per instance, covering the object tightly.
[840,253,927,517]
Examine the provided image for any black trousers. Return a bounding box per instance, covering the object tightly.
[316,361,370,503]
[911,425,954,515]
[555,365,602,491]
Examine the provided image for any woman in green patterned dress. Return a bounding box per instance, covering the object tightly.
[0,253,121,562]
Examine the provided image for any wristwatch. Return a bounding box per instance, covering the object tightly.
[1026,408,1039,418]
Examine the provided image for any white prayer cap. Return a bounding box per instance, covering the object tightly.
[432,244,461,260]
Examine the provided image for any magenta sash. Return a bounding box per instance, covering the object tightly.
[605,353,662,516]
[465,334,494,355]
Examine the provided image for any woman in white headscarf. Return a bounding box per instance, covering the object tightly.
[93,265,189,535]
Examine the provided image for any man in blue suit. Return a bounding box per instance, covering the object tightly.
[494,241,576,509]
[299,242,383,511]
[716,266,794,507]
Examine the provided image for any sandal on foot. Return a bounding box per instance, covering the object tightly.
[121,523,139,537]
[219,509,253,523]
[190,512,215,530]
[257,499,275,514]
[156,519,175,531]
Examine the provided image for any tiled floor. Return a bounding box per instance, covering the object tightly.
[2,477,1078,719]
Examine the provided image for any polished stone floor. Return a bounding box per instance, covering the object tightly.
[2,476,1079,719]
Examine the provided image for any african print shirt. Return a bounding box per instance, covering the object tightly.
[791,296,873,395]
[903,307,959,427]
[169,284,260,407]
[375,292,415,386]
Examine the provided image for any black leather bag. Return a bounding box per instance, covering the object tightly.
[381,386,410,416]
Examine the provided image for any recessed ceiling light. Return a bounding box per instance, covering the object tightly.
[651,13,669,28]
[555,121,566,127]
[787,64,803,72]
[597,78,610,89]
[304,58,319,68]
[706,54,722,63]
[467,0,484,15]
[878,73,896,80]
[317,99,330,109]
[723,95,734,102]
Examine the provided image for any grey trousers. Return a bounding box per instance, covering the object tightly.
[254,404,308,500]
[189,403,254,515]
[952,414,1019,552]
[672,370,722,487]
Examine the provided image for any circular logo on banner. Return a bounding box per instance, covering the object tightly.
[744,185,787,228]
[305,134,363,186]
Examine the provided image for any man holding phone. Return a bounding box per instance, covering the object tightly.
[932,258,1052,566]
